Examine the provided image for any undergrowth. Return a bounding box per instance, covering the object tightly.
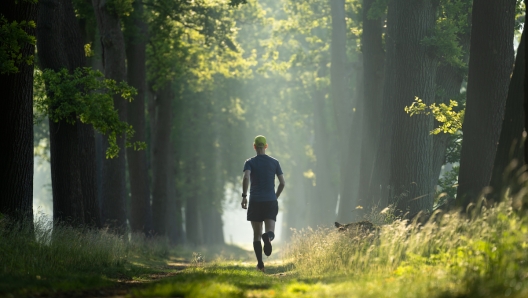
[4,200,528,297]
[284,200,528,297]
[0,214,170,295]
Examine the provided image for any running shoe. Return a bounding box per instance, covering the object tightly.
[262,232,272,256]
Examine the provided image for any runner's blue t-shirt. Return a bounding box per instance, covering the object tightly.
[243,155,283,202]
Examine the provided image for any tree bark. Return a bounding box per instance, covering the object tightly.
[151,83,173,236]
[337,59,363,222]
[37,0,99,227]
[167,139,185,244]
[310,63,339,225]
[525,0,528,170]
[356,0,385,214]
[368,0,397,209]
[185,170,204,245]
[330,0,349,139]
[92,0,128,230]
[201,128,225,245]
[0,0,37,222]
[71,1,99,228]
[456,0,515,208]
[124,0,152,234]
[78,123,100,226]
[330,0,355,220]
[490,28,525,201]
[388,0,438,216]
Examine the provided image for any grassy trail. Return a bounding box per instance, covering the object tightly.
[6,202,528,297]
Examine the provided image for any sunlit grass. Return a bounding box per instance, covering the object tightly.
[136,200,528,297]
[283,200,528,297]
[4,199,528,297]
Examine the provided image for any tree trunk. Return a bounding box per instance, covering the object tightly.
[337,59,363,222]
[151,83,173,236]
[525,0,528,170]
[456,0,515,208]
[83,22,105,215]
[37,0,99,227]
[388,0,438,216]
[78,123,100,227]
[368,0,397,209]
[185,168,204,245]
[92,0,128,230]
[490,28,525,201]
[166,139,185,244]
[201,130,225,245]
[73,1,99,228]
[330,0,353,219]
[310,63,339,226]
[357,0,385,214]
[0,0,37,222]
[124,0,152,234]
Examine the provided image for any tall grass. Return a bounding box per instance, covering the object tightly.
[285,200,528,296]
[0,214,170,293]
[0,216,127,275]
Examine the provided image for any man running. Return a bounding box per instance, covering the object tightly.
[241,135,285,272]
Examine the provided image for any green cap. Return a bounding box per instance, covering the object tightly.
[254,135,267,148]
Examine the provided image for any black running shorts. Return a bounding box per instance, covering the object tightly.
[247,200,279,222]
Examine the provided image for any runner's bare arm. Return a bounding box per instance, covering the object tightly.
[276,174,285,199]
[241,170,250,209]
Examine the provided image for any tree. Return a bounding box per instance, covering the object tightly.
[37,0,100,227]
[456,0,515,208]
[326,0,364,223]
[124,0,152,234]
[0,0,38,222]
[92,0,129,230]
[490,28,525,201]
[329,0,360,222]
[151,82,173,236]
[367,0,397,211]
[525,0,528,170]
[356,0,385,215]
[429,0,471,195]
[387,0,438,216]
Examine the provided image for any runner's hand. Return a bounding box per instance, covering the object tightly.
[241,197,248,209]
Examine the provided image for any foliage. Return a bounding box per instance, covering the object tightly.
[228,0,247,7]
[106,0,134,17]
[84,43,95,57]
[515,0,526,31]
[367,0,388,20]
[145,0,252,90]
[34,67,145,158]
[422,0,471,70]
[405,96,465,135]
[436,165,459,204]
[0,15,36,74]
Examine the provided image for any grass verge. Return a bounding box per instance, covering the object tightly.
[0,215,174,296]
